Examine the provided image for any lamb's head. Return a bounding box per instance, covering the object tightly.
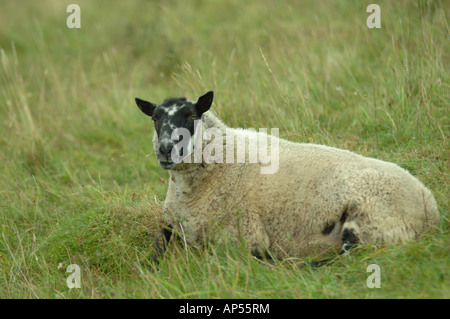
[135,91,213,170]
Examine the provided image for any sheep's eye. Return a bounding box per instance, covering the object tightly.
[152,116,157,122]
[189,114,196,120]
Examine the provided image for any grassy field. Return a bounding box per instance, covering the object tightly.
[0,0,448,298]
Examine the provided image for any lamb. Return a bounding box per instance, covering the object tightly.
[135,91,440,265]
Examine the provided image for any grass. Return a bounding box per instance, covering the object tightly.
[0,0,448,298]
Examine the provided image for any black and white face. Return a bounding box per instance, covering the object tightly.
[135,91,213,170]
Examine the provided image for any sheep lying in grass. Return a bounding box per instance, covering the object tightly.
[135,91,440,265]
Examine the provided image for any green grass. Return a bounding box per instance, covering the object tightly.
[0,0,448,298]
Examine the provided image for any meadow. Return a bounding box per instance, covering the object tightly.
[0,0,448,298]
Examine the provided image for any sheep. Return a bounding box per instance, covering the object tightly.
[135,91,440,266]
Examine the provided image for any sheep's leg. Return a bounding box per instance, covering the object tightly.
[237,213,272,262]
[251,249,273,262]
[149,223,176,270]
[307,227,359,268]
[339,223,359,255]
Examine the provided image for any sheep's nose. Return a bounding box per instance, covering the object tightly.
[159,142,173,159]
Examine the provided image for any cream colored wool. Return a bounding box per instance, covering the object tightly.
[157,112,440,259]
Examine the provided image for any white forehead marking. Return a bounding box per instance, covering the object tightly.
[163,106,180,130]
[166,105,179,116]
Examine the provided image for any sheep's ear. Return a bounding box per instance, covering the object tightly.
[135,98,156,117]
[195,91,214,115]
